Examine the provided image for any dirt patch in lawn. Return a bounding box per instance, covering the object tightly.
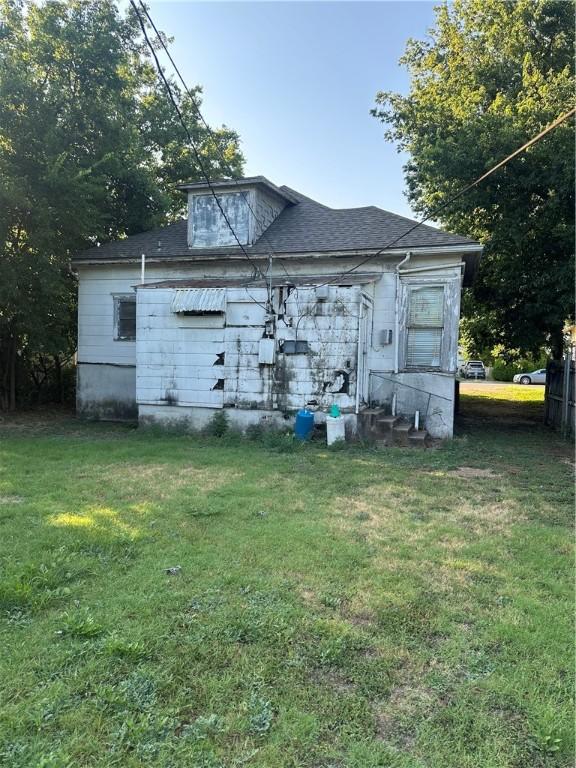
[346,610,377,629]
[446,467,500,479]
[374,681,435,748]
[311,667,357,695]
[103,463,242,496]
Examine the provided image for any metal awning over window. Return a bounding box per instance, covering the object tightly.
[171,288,226,314]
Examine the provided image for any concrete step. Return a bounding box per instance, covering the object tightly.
[359,408,429,447]
[392,422,412,446]
[362,408,387,427]
[408,429,429,447]
[376,415,401,429]
[357,408,388,440]
[374,415,402,442]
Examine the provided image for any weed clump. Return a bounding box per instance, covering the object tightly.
[58,609,104,639]
[247,695,273,736]
[203,411,229,437]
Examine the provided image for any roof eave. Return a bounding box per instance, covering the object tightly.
[176,176,300,205]
[71,242,482,268]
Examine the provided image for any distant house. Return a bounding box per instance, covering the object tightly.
[71,176,482,438]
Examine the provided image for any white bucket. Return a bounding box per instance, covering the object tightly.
[326,415,346,446]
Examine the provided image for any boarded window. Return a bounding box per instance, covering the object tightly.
[405,286,444,368]
[114,296,136,341]
[189,192,250,248]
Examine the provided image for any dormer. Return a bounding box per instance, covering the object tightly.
[177,176,298,249]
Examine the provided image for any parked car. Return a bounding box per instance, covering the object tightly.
[462,360,486,379]
[513,368,547,385]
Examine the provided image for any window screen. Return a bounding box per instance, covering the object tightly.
[405,286,444,368]
[115,296,136,341]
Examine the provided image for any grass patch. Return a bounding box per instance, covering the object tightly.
[0,400,573,767]
[458,382,545,424]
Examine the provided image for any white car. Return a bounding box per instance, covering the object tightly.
[513,368,547,385]
[461,361,486,379]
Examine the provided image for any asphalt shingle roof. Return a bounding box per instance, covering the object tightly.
[73,180,478,263]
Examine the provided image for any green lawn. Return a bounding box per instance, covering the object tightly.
[458,382,546,423]
[0,391,573,768]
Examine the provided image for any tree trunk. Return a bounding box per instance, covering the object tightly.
[54,354,63,403]
[550,327,565,361]
[8,335,16,411]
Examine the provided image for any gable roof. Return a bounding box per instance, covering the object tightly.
[73,178,480,264]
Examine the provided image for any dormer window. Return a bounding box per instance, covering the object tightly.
[180,177,295,250]
[189,191,250,248]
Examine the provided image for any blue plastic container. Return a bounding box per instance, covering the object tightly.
[294,409,315,440]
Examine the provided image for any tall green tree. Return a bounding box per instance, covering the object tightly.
[0,0,243,408]
[373,0,574,358]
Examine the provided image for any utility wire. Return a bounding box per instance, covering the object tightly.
[282,106,576,288]
[133,0,574,303]
[136,0,279,294]
[129,0,270,305]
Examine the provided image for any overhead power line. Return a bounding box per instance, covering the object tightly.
[302,106,576,288]
[135,0,288,309]
[136,1,280,275]
[129,0,270,304]
[132,0,574,301]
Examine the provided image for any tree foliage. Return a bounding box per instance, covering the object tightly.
[373,0,574,358]
[0,0,243,408]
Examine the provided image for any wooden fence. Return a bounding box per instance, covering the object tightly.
[544,356,575,436]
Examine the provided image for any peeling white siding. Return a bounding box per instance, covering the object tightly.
[135,284,361,413]
[76,251,465,436]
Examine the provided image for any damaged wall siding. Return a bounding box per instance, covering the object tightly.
[272,286,362,411]
[77,363,137,421]
[135,285,362,413]
[76,253,463,435]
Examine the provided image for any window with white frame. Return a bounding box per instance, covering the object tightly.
[405,285,444,368]
[114,295,136,341]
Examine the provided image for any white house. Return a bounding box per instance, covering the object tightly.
[71,177,482,438]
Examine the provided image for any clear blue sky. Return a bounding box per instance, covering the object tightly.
[147,1,438,217]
